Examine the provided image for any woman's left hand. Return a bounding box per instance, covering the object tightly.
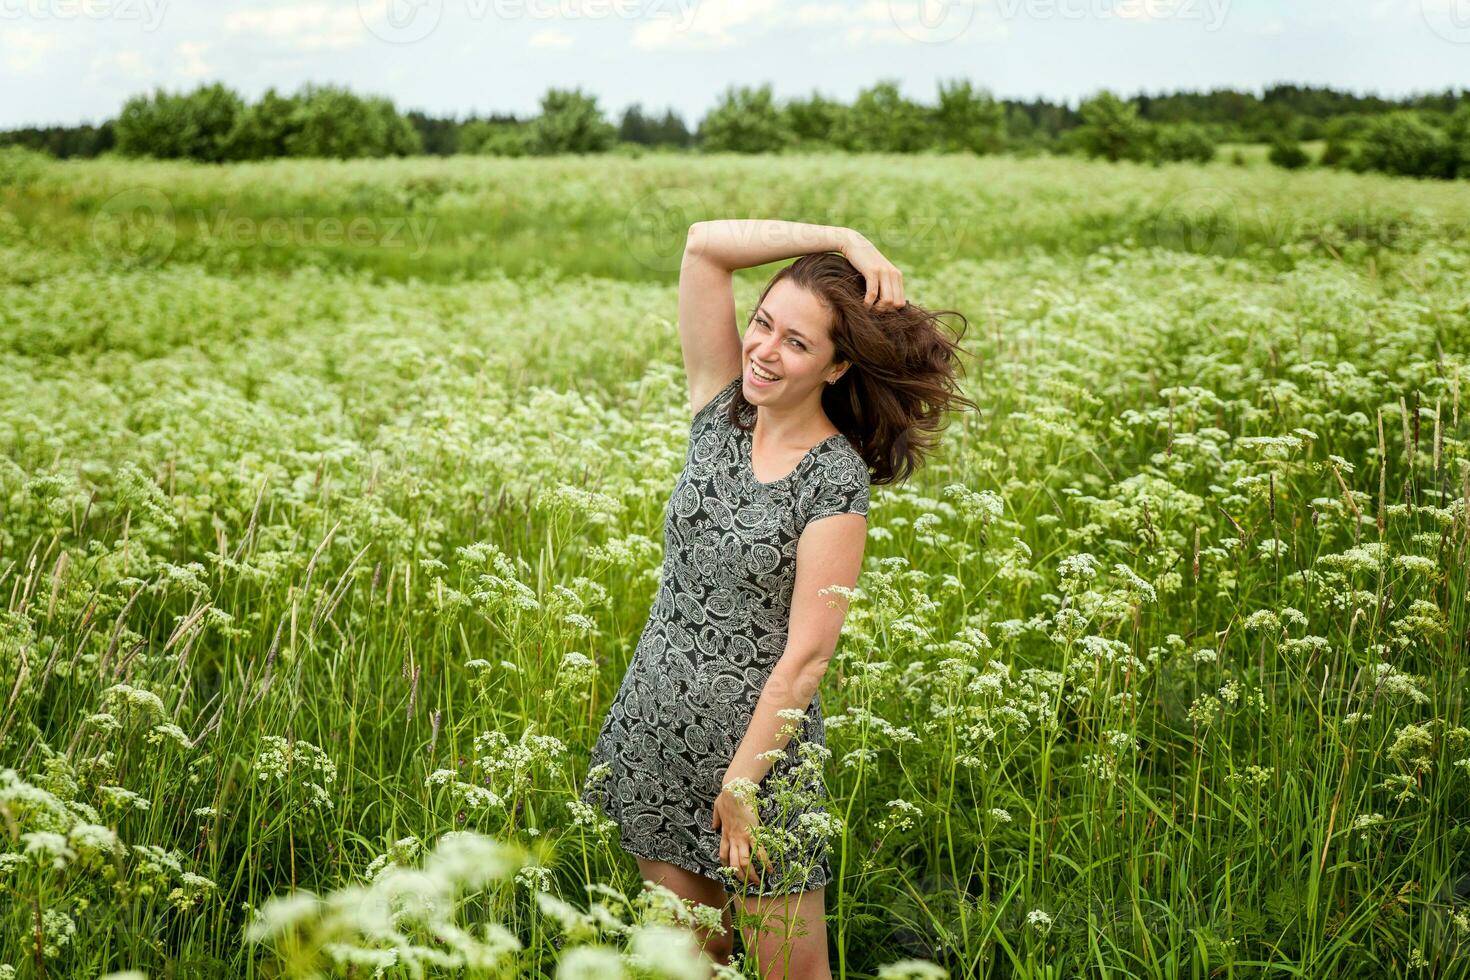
[841,231,906,310]
[712,784,769,886]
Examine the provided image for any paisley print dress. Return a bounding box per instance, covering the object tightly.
[580,374,871,897]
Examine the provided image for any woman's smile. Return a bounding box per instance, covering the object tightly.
[747,361,781,386]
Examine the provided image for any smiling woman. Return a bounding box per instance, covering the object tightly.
[580,218,979,978]
[720,245,979,487]
[579,370,868,879]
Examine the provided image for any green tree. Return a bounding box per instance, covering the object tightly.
[1445,103,1470,178]
[696,84,791,153]
[650,108,693,148]
[181,83,245,162]
[527,88,616,155]
[116,88,188,159]
[1268,138,1310,170]
[1320,140,1352,168]
[1351,111,1453,178]
[1152,123,1216,163]
[406,109,461,155]
[781,92,850,151]
[618,104,690,148]
[0,121,114,158]
[619,104,657,145]
[932,79,1006,154]
[115,83,245,162]
[1073,91,1152,162]
[1003,105,1036,144]
[279,84,421,159]
[222,88,303,161]
[460,119,534,157]
[844,80,933,153]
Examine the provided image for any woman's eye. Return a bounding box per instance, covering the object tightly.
[753,317,802,349]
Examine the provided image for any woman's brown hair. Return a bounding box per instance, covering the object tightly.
[725,251,979,486]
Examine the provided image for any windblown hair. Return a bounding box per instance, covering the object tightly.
[725,251,979,486]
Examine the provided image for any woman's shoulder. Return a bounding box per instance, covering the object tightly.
[797,435,870,525]
[809,434,870,487]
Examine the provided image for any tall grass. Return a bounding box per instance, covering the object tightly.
[4,147,1469,282]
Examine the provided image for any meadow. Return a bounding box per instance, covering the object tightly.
[1,145,1468,979]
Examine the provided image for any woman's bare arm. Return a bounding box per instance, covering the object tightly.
[719,511,866,791]
[678,220,863,417]
[687,219,859,272]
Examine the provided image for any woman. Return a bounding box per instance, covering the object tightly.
[581,219,975,978]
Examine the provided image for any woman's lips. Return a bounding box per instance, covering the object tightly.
[748,363,780,386]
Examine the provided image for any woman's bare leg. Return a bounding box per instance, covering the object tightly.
[733,885,830,979]
[635,856,737,967]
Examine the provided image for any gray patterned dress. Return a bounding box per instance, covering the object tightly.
[580,374,870,897]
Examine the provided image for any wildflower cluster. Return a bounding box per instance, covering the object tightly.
[252,735,339,814]
[246,831,527,976]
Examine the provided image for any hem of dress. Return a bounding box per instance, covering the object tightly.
[580,783,835,898]
[618,835,832,899]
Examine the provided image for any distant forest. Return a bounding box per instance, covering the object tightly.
[4,80,1468,179]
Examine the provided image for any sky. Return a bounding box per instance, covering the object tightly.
[2,0,1468,129]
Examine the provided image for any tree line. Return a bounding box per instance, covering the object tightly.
[3,79,1467,179]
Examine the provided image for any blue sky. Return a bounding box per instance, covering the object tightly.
[3,0,1468,129]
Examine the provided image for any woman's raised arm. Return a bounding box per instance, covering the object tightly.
[678,220,860,418]
[686,219,858,272]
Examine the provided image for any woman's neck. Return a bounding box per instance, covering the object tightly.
[752,398,836,448]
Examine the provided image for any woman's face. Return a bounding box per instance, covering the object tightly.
[741,279,847,408]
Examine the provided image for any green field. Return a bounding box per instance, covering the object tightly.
[1,147,1468,978]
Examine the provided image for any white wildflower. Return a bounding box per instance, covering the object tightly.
[556,945,626,979]
[146,723,194,750]
[626,923,708,980]
[97,785,151,812]
[877,959,950,979]
[22,831,75,869]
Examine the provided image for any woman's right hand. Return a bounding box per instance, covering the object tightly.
[712,782,770,887]
[841,232,906,310]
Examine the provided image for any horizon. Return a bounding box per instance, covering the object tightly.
[4,0,1469,130]
[11,77,1470,132]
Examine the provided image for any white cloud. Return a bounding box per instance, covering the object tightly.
[818,1,1006,48]
[178,40,211,79]
[1,27,60,73]
[1418,0,1470,14]
[631,0,1002,51]
[528,28,575,48]
[224,2,368,51]
[88,49,152,83]
[630,0,780,49]
[792,2,860,24]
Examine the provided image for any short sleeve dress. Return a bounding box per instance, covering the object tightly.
[580,374,870,897]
